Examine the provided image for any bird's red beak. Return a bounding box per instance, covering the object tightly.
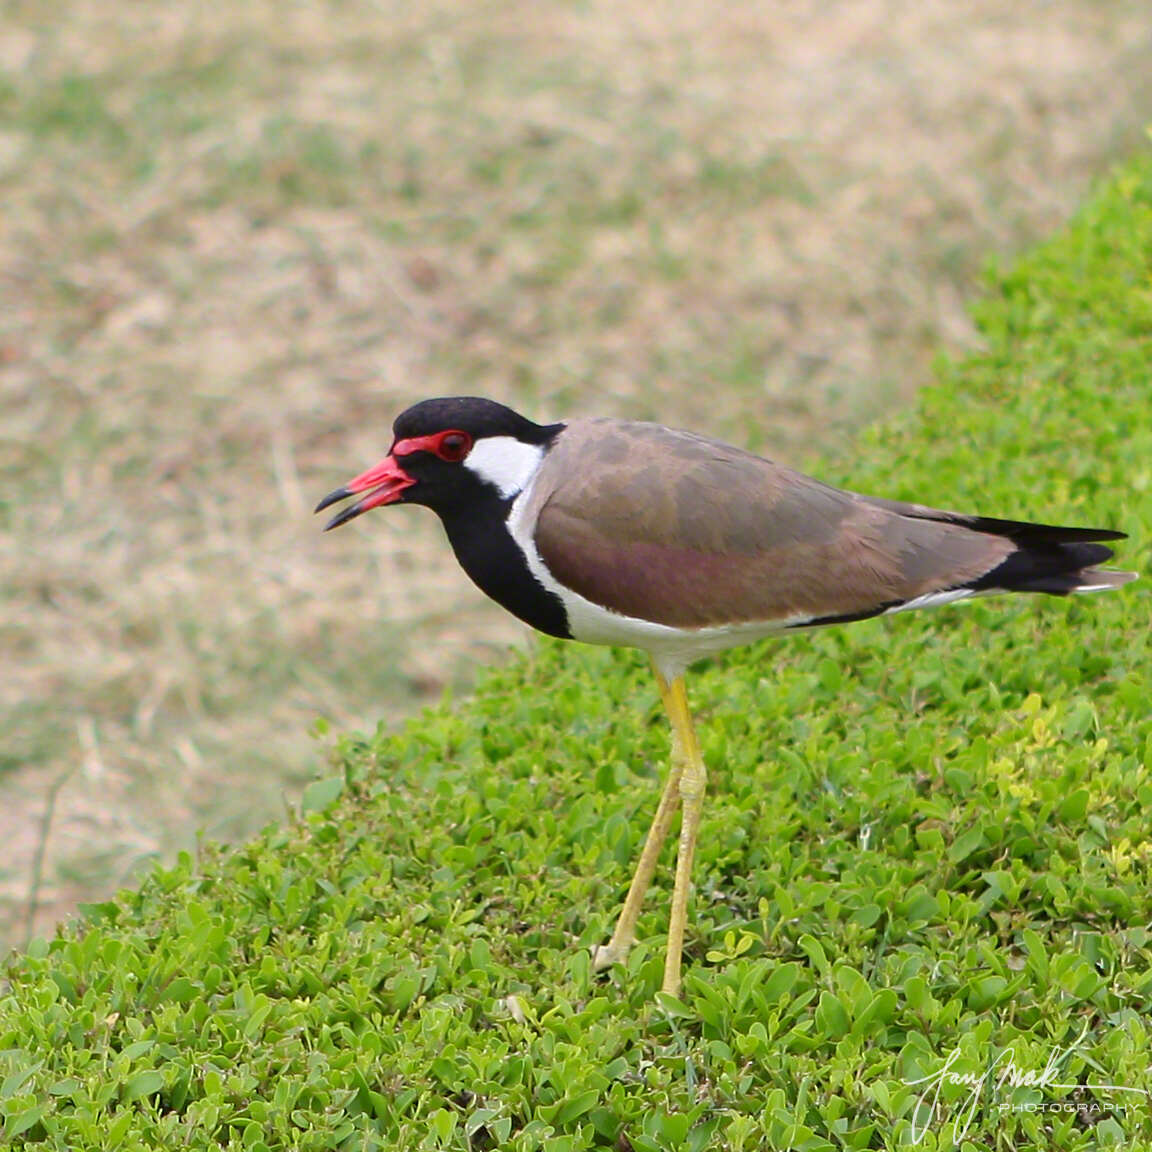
[315,454,416,530]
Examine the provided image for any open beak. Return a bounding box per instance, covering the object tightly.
[314,455,416,530]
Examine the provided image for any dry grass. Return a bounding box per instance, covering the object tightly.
[2,0,1149,948]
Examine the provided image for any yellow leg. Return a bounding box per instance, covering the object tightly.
[593,662,684,973]
[661,675,706,999]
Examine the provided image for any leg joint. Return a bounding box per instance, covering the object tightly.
[678,766,707,804]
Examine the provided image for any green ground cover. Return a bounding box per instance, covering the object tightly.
[1,155,1149,1150]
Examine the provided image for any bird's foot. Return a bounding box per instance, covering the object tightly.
[591,940,628,972]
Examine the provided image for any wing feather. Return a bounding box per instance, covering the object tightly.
[531,419,1014,628]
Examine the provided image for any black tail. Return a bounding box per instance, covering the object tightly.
[959,514,1125,547]
[961,517,1135,595]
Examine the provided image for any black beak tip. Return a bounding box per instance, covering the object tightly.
[322,502,363,532]
[314,487,351,515]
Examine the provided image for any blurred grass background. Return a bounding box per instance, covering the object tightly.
[1,160,1148,1147]
[2,0,1150,948]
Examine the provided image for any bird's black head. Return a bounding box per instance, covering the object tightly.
[315,396,563,529]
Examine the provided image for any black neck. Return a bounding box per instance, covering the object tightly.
[438,499,571,640]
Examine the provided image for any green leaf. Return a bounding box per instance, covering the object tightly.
[122,1069,165,1101]
[948,825,985,864]
[301,775,345,813]
[1058,788,1089,823]
[5,1103,47,1138]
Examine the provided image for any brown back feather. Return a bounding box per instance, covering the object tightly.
[531,419,1014,627]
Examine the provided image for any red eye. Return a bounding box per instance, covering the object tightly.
[435,430,472,463]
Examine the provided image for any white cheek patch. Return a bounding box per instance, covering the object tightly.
[464,436,545,498]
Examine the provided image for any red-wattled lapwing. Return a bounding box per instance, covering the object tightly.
[316,396,1134,998]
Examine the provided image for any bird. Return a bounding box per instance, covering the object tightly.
[315,396,1135,999]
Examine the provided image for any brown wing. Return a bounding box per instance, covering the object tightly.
[530,418,1015,628]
